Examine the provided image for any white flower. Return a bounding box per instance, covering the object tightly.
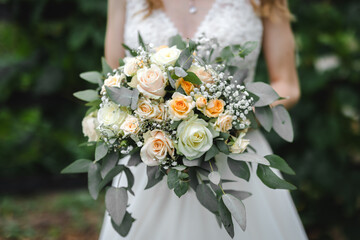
[135,97,160,119]
[140,130,175,166]
[98,102,127,126]
[120,115,140,135]
[213,113,233,132]
[101,73,124,94]
[151,46,181,66]
[230,133,250,154]
[133,64,166,99]
[124,57,139,76]
[177,116,214,160]
[81,111,100,142]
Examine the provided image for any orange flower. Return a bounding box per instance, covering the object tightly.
[176,78,194,95]
[205,99,225,118]
[167,92,195,120]
[195,96,207,109]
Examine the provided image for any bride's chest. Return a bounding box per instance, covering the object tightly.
[123,0,263,48]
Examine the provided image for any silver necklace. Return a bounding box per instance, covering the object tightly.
[189,0,197,14]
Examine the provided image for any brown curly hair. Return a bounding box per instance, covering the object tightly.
[144,0,292,21]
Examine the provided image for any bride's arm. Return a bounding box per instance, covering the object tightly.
[105,0,127,69]
[262,10,300,109]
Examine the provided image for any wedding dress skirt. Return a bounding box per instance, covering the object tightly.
[99,130,308,240]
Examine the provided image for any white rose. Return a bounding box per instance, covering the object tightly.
[135,97,159,119]
[97,102,127,126]
[120,115,140,136]
[177,116,214,160]
[82,111,100,142]
[213,113,233,132]
[140,130,175,166]
[135,64,166,99]
[230,133,250,154]
[151,46,181,66]
[124,57,139,77]
[101,73,124,93]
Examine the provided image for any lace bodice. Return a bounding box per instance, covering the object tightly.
[123,0,263,82]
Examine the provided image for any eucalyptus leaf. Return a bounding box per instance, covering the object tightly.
[239,41,258,58]
[220,46,234,61]
[61,159,92,174]
[123,166,135,193]
[174,181,189,198]
[272,105,294,142]
[204,144,220,161]
[246,82,279,107]
[183,157,202,167]
[167,169,178,189]
[196,184,218,213]
[218,198,234,238]
[88,163,102,200]
[174,67,188,78]
[257,164,297,190]
[208,171,221,185]
[189,39,197,52]
[176,48,193,70]
[215,141,230,154]
[95,141,108,162]
[167,70,176,89]
[145,166,164,189]
[101,152,119,178]
[128,152,142,167]
[99,165,125,190]
[228,152,270,166]
[73,90,99,102]
[122,43,137,57]
[111,212,135,237]
[227,158,250,181]
[137,31,146,49]
[105,187,128,226]
[102,57,113,75]
[264,154,295,175]
[105,86,139,110]
[79,71,102,84]
[183,72,202,85]
[222,194,246,231]
[168,34,186,49]
[224,190,252,201]
[255,106,273,132]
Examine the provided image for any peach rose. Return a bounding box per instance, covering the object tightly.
[213,113,233,132]
[153,103,167,122]
[167,92,195,121]
[120,115,140,136]
[195,96,207,110]
[101,74,124,94]
[135,97,159,119]
[135,64,166,99]
[140,130,175,166]
[175,78,194,95]
[204,99,225,118]
[189,65,214,84]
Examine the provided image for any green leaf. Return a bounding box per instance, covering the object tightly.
[224,190,252,201]
[174,181,189,198]
[170,120,181,129]
[183,72,202,85]
[196,184,218,213]
[119,58,125,67]
[105,86,139,110]
[255,106,273,132]
[167,169,178,189]
[188,39,197,52]
[174,67,188,78]
[176,48,193,70]
[137,31,146,49]
[105,187,128,226]
[95,141,108,162]
[272,105,294,142]
[167,70,176,89]
[88,163,102,200]
[111,212,135,237]
[122,43,137,57]
[204,144,220,161]
[183,157,202,167]
[73,90,99,102]
[145,166,164,189]
[99,165,125,190]
[208,171,221,185]
[100,152,119,178]
[220,46,234,61]
[215,140,230,154]
[257,164,297,190]
[168,34,186,49]
[218,198,234,238]
[264,154,295,175]
[227,158,250,181]
[102,57,113,75]
[128,149,141,166]
[79,71,102,84]
[238,41,258,58]
[228,152,270,165]
[222,194,246,231]
[246,82,279,107]
[123,166,135,194]
[61,159,92,174]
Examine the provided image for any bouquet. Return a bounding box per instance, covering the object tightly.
[62,33,296,238]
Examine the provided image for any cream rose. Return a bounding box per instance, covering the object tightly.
[135,97,159,119]
[213,113,233,132]
[177,116,214,160]
[82,111,100,142]
[134,64,166,99]
[97,102,127,126]
[120,115,140,135]
[151,46,181,66]
[195,96,207,109]
[167,92,195,120]
[124,57,139,77]
[188,65,214,84]
[153,103,167,122]
[230,133,250,154]
[101,74,124,94]
[140,130,175,166]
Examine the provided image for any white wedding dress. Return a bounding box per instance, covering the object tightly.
[99,0,308,239]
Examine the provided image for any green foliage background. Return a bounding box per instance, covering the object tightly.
[0,0,359,239]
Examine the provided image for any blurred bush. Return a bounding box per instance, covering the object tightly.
[0,0,359,239]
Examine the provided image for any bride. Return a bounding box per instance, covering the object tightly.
[100,0,308,239]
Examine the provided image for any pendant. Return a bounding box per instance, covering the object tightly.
[189,5,197,14]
